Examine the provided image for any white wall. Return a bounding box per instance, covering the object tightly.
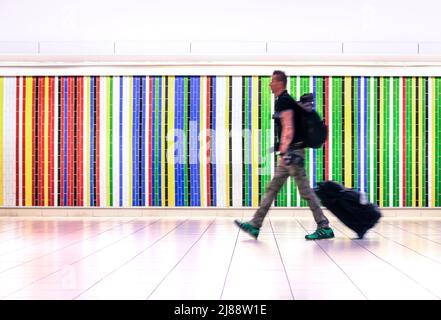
[0,0,440,42]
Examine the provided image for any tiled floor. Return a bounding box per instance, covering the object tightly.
[0,216,441,300]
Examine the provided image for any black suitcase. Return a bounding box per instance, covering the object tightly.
[314,181,382,239]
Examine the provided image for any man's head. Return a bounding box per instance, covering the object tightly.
[270,70,287,96]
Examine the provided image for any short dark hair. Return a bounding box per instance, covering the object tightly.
[272,70,287,87]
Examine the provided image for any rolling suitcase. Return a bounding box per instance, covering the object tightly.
[314,181,382,239]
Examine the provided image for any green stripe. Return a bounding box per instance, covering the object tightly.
[367,78,371,201]
[393,78,400,206]
[261,77,270,199]
[433,77,441,206]
[300,76,310,207]
[373,77,378,204]
[420,77,427,206]
[109,76,113,206]
[290,76,298,206]
[436,78,438,206]
[352,77,358,190]
[406,77,412,206]
[383,77,390,205]
[316,77,324,186]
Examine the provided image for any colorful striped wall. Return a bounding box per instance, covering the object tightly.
[0,76,440,208]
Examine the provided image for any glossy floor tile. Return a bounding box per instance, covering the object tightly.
[0,216,440,300]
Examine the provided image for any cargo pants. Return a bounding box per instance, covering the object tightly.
[250,148,329,229]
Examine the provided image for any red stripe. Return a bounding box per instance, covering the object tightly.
[66,77,70,206]
[71,77,75,206]
[69,77,72,206]
[206,77,211,206]
[60,77,64,206]
[402,77,406,206]
[95,77,100,206]
[39,77,44,206]
[148,77,153,206]
[15,77,20,206]
[78,77,83,206]
[48,77,54,206]
[325,77,329,180]
[72,76,75,206]
[22,78,25,206]
[32,77,36,206]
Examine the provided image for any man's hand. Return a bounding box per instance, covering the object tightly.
[278,154,289,167]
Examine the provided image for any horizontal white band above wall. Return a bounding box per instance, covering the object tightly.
[343,42,418,54]
[190,41,267,55]
[0,41,39,54]
[3,41,441,57]
[115,41,190,55]
[267,41,342,55]
[2,64,441,76]
[39,41,115,55]
[419,42,441,54]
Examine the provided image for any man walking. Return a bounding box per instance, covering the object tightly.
[234,70,334,240]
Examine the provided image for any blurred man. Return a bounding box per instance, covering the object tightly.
[234,70,334,240]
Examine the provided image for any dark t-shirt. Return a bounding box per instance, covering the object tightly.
[274,90,303,150]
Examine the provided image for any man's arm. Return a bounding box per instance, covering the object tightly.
[278,110,294,155]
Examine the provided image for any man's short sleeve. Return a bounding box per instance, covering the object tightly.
[277,96,296,113]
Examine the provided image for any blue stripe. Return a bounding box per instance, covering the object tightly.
[212,77,217,206]
[151,77,156,206]
[196,77,201,206]
[180,76,185,206]
[133,77,138,206]
[90,77,95,206]
[141,76,146,206]
[136,76,141,206]
[191,77,196,206]
[158,77,162,206]
[119,76,123,207]
[137,76,141,206]
[174,77,180,206]
[189,77,200,206]
[189,77,193,206]
[64,77,68,206]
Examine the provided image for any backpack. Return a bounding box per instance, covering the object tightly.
[295,93,328,149]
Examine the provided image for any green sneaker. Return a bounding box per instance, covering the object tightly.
[305,227,335,240]
[234,220,260,239]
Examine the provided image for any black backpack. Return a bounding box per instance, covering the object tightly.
[296,93,327,149]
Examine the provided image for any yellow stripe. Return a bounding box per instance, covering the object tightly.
[0,78,3,205]
[129,77,133,205]
[168,76,175,206]
[106,77,111,206]
[225,77,230,207]
[412,77,416,207]
[85,77,90,207]
[419,78,423,207]
[251,76,259,207]
[161,76,166,206]
[379,77,384,207]
[432,78,436,207]
[44,77,49,206]
[199,76,205,207]
[344,76,352,188]
[25,77,33,206]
